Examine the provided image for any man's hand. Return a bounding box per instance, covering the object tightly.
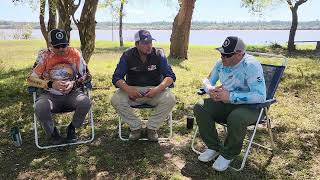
[61,81,75,94]
[52,80,67,91]
[52,80,75,94]
[126,86,143,101]
[144,86,162,98]
[209,86,230,103]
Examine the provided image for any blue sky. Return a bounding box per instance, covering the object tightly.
[1,0,319,23]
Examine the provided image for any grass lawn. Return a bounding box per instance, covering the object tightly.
[0,39,319,179]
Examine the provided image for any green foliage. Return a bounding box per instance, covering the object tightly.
[12,24,33,40]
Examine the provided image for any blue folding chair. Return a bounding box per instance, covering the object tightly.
[28,82,95,149]
[191,51,287,171]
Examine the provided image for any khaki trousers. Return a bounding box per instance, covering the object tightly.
[111,86,176,130]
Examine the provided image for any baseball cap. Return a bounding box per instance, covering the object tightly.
[48,29,69,47]
[216,36,245,54]
[134,30,155,43]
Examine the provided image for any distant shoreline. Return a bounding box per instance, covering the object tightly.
[1,20,320,30]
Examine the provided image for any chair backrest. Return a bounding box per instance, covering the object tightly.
[261,64,286,100]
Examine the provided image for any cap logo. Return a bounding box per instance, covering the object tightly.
[223,39,230,47]
[56,32,64,40]
[142,31,150,36]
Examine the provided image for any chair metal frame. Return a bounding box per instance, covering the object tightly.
[28,83,95,149]
[118,104,173,141]
[191,51,287,171]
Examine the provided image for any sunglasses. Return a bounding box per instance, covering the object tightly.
[221,53,235,58]
[53,44,68,49]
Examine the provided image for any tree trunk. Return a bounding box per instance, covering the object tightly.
[47,0,57,32]
[287,0,308,53]
[56,0,72,40]
[169,0,196,60]
[288,7,298,52]
[119,0,124,47]
[77,0,99,63]
[39,0,48,47]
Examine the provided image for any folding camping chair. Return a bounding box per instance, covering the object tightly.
[28,82,95,149]
[118,103,173,141]
[191,51,287,171]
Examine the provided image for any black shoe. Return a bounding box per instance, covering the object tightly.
[66,124,77,143]
[49,127,63,145]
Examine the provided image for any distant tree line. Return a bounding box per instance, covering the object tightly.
[1,20,319,30]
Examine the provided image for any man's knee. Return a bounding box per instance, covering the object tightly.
[193,100,205,117]
[162,92,176,107]
[111,93,121,107]
[76,95,91,110]
[227,112,247,128]
[35,99,52,114]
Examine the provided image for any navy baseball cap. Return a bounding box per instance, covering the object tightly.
[216,36,245,54]
[134,30,155,43]
[48,29,69,46]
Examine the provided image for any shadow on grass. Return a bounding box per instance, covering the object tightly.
[0,124,172,179]
[167,57,190,71]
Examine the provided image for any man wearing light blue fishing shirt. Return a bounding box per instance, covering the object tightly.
[193,36,266,171]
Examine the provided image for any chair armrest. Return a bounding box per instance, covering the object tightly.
[84,81,92,90]
[248,99,277,109]
[27,86,38,94]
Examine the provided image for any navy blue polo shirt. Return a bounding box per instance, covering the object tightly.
[112,47,176,87]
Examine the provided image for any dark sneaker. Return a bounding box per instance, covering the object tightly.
[49,127,63,145]
[147,129,158,142]
[66,124,77,143]
[129,129,142,141]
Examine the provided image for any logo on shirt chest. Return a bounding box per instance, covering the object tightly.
[147,65,157,71]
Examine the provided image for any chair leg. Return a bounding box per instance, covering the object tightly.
[33,107,95,149]
[191,126,202,154]
[230,108,265,171]
[265,107,275,150]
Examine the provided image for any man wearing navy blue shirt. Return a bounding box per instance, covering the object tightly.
[111,30,176,141]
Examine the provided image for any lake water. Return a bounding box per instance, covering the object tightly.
[0,29,319,45]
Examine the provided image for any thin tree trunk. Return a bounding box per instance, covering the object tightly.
[288,7,298,52]
[286,0,308,53]
[169,0,196,60]
[119,0,124,47]
[47,0,57,32]
[39,0,48,47]
[77,0,99,63]
[57,0,72,40]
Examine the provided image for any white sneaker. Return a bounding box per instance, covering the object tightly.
[198,149,219,162]
[212,155,232,171]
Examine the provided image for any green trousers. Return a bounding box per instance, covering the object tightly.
[193,98,261,160]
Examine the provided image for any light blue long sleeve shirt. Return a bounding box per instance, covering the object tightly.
[208,53,266,104]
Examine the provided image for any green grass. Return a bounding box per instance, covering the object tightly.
[0,40,320,179]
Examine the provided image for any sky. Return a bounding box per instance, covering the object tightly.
[0,0,319,23]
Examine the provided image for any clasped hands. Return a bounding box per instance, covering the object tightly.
[127,86,162,101]
[52,80,75,94]
[208,85,230,103]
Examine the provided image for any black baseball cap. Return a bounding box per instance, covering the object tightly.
[48,29,69,47]
[216,36,245,54]
[134,30,155,43]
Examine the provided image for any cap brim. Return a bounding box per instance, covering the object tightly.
[52,42,69,46]
[140,38,156,43]
[215,47,234,54]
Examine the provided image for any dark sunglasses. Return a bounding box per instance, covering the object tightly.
[53,44,68,49]
[221,53,235,58]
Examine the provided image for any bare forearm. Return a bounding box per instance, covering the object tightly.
[115,79,130,92]
[157,77,173,91]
